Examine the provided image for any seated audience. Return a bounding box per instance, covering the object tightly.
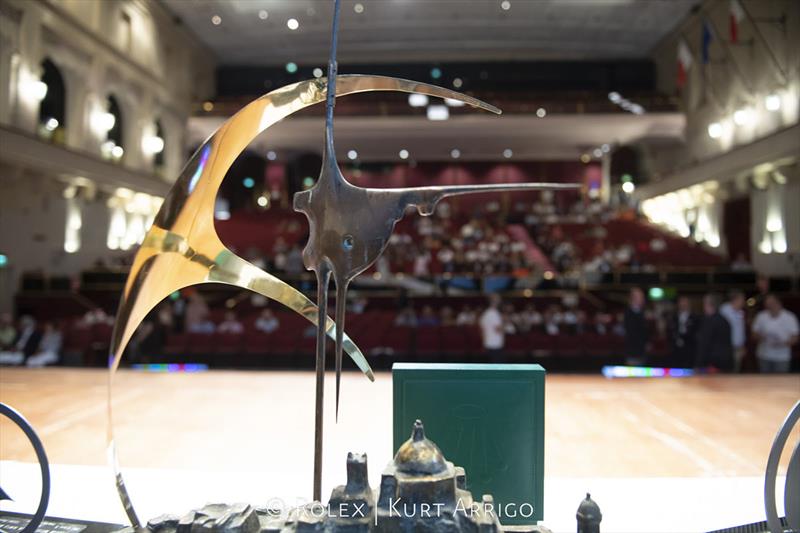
[0,313,16,350]
[26,322,63,367]
[455,306,477,326]
[255,309,280,334]
[418,306,440,327]
[0,316,41,365]
[80,307,113,327]
[394,306,418,327]
[752,294,799,373]
[440,306,456,326]
[218,311,244,334]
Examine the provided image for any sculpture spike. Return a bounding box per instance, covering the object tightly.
[313,264,331,502]
[334,278,349,422]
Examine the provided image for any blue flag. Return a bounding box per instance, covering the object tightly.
[702,20,714,64]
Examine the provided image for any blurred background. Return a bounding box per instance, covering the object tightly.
[1,0,798,374]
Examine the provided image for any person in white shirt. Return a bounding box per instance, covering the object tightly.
[254,309,279,334]
[218,311,244,335]
[752,294,799,373]
[720,290,747,371]
[479,294,505,360]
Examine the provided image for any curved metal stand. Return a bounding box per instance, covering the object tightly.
[0,403,51,533]
[765,399,800,533]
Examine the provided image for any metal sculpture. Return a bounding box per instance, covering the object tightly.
[0,403,51,533]
[765,399,800,533]
[120,420,555,533]
[108,0,577,524]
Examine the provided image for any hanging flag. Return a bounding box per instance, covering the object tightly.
[677,39,693,88]
[701,20,714,64]
[730,0,745,43]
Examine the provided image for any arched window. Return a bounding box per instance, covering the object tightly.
[37,58,66,144]
[101,94,125,162]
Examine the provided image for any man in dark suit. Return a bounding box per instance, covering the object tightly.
[696,293,734,372]
[624,287,648,365]
[668,295,699,368]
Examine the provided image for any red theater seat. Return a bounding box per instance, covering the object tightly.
[214,332,244,355]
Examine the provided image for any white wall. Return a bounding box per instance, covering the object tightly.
[641,0,800,275]
[0,0,216,312]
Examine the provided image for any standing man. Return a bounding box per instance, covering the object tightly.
[480,294,505,361]
[669,295,698,368]
[624,287,648,366]
[720,290,747,372]
[696,293,734,372]
[752,294,799,373]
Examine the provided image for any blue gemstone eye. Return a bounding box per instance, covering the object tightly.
[342,235,354,250]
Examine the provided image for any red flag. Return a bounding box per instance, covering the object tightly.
[677,40,693,88]
[730,0,745,43]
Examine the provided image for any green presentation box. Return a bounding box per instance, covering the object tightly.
[392,363,545,524]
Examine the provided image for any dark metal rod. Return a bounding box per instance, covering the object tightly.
[313,265,331,501]
[324,0,341,158]
[334,279,348,421]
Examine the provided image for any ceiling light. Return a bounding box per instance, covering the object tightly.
[733,108,753,126]
[608,91,621,103]
[630,104,645,115]
[142,135,164,154]
[399,149,409,160]
[354,3,364,13]
[44,117,59,131]
[243,177,255,189]
[450,148,461,159]
[621,181,635,194]
[211,15,221,25]
[601,144,610,153]
[266,151,277,161]
[453,78,463,89]
[707,122,723,139]
[285,62,298,73]
[430,67,442,80]
[257,195,269,207]
[500,1,511,10]
[580,154,590,163]
[765,93,781,111]
[30,80,48,100]
[111,145,124,159]
[93,111,116,132]
[427,105,449,121]
[258,10,268,20]
[536,107,546,118]
[444,98,464,107]
[592,148,603,158]
[347,149,358,160]
[287,18,299,30]
[202,101,214,112]
[313,67,323,78]
[503,149,513,158]
[408,94,429,107]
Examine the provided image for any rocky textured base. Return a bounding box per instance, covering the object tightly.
[122,422,555,533]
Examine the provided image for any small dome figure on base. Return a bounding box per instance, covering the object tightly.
[576,493,602,533]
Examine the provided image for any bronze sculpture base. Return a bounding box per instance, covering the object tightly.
[128,421,552,533]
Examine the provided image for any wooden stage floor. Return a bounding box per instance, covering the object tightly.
[1,368,798,531]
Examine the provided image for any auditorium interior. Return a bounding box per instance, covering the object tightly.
[0,1,798,533]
